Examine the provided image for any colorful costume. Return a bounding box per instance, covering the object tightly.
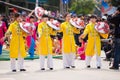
[7,21,27,70]
[0,21,7,55]
[37,22,55,69]
[60,21,80,68]
[77,41,86,60]
[82,22,108,67]
[26,23,36,58]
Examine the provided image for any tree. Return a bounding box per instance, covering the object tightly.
[110,0,120,7]
[69,0,95,15]
[47,0,59,11]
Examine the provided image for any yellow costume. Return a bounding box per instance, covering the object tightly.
[60,21,80,54]
[7,21,27,58]
[82,22,108,56]
[37,22,54,56]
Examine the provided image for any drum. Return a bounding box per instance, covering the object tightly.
[35,7,44,18]
[95,22,110,34]
[19,22,30,33]
[47,20,60,30]
[70,18,85,29]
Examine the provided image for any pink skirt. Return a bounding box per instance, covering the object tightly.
[77,47,85,60]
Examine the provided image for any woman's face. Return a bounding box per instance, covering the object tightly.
[65,14,71,21]
[90,18,97,23]
[16,16,22,22]
[30,18,35,22]
[43,17,48,22]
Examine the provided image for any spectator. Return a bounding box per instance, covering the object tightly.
[0,14,7,55]
[109,7,120,70]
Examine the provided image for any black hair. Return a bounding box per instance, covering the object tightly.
[117,6,120,12]
[30,15,34,19]
[64,12,70,18]
[14,13,20,20]
[42,14,49,18]
[89,15,97,19]
[14,13,20,18]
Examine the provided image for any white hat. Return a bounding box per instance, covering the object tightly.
[70,18,84,29]
[102,16,107,20]
[95,22,109,34]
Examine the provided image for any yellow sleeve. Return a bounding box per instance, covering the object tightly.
[73,27,80,34]
[50,28,57,36]
[5,23,13,35]
[82,24,90,38]
[8,23,13,32]
[58,23,64,32]
[99,33,109,39]
[38,23,43,37]
[22,31,28,37]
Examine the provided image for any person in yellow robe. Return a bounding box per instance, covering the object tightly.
[5,13,27,72]
[37,15,55,70]
[80,15,108,69]
[60,13,80,68]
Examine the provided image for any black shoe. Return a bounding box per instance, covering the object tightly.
[20,69,26,71]
[65,67,70,69]
[71,66,75,68]
[109,66,119,70]
[12,70,16,72]
[97,66,101,69]
[49,68,53,70]
[103,58,107,61]
[104,58,110,61]
[87,65,91,68]
[41,68,45,70]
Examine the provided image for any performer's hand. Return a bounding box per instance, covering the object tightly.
[79,34,84,40]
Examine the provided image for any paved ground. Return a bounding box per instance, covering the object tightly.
[0,51,120,80]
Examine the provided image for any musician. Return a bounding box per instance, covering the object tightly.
[60,13,80,69]
[5,13,27,72]
[37,14,55,70]
[80,15,108,69]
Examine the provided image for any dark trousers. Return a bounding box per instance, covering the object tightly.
[113,38,120,68]
[74,34,80,46]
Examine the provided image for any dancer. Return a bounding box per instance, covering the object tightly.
[37,14,55,70]
[5,13,27,72]
[80,15,108,69]
[60,13,80,68]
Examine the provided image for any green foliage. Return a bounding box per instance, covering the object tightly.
[70,0,95,14]
[110,0,120,7]
[47,0,59,11]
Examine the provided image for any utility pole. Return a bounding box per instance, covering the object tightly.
[60,0,69,15]
[60,0,63,14]
[36,0,39,7]
[6,0,9,16]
